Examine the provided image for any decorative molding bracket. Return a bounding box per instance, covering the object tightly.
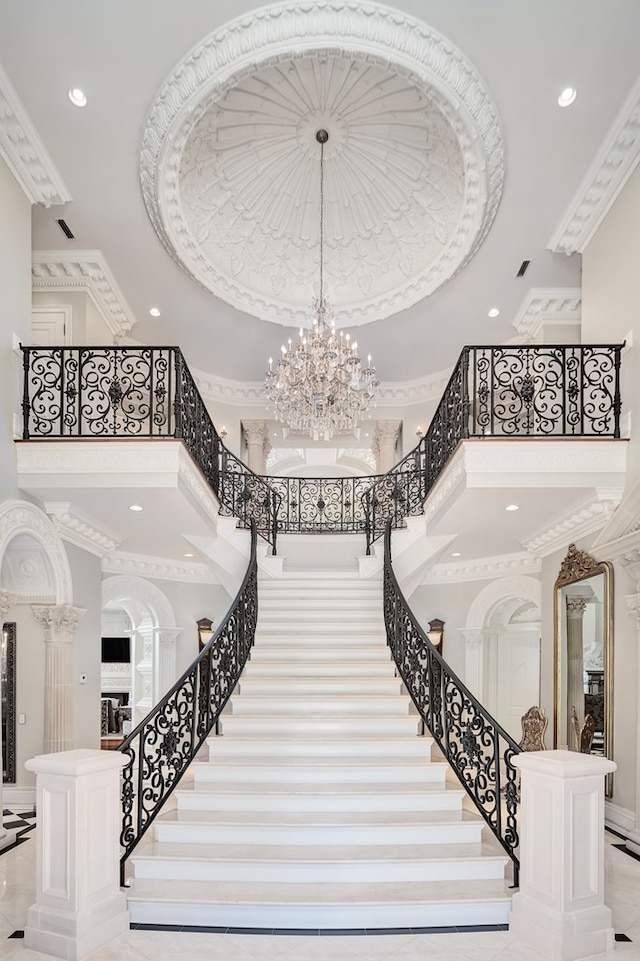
[512,287,582,340]
[425,551,541,585]
[44,502,120,558]
[0,62,72,206]
[32,250,136,341]
[102,552,219,585]
[548,75,640,255]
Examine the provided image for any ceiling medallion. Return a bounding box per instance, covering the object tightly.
[141,1,504,327]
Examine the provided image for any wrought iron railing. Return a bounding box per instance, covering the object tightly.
[118,523,258,877]
[383,521,520,879]
[266,474,378,534]
[363,343,622,550]
[21,346,280,552]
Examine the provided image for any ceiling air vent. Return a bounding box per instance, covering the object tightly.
[516,259,530,277]
[56,218,75,240]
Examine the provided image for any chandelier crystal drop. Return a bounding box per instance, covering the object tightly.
[265,129,378,442]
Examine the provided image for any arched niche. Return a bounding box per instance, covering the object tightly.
[0,500,71,603]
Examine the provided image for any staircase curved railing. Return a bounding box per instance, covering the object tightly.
[383,521,521,880]
[117,522,258,877]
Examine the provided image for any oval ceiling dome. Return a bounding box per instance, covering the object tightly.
[141,1,504,328]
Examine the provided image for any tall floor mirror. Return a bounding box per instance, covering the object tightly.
[554,544,613,797]
[2,622,16,783]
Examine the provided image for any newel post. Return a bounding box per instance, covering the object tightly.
[510,750,616,960]
[24,749,129,960]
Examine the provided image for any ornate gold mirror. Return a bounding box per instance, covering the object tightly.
[554,544,613,796]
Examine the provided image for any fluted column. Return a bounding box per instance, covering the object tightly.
[565,595,587,750]
[242,420,269,475]
[373,420,401,473]
[32,604,85,754]
[459,628,484,698]
[155,627,182,698]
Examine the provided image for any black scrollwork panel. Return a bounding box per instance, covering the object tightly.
[383,523,520,872]
[469,346,621,437]
[173,355,218,492]
[217,450,280,550]
[266,476,374,533]
[22,347,174,437]
[119,526,258,871]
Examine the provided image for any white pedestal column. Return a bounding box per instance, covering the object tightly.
[24,749,129,960]
[460,627,485,698]
[154,627,182,698]
[242,420,269,475]
[510,750,616,961]
[32,605,85,754]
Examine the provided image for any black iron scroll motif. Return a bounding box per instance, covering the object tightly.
[118,524,258,876]
[382,522,521,879]
[266,475,376,534]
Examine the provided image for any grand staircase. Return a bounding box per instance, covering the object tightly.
[126,570,512,929]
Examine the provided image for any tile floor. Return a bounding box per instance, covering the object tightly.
[2,810,640,960]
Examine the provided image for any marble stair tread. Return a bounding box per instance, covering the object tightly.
[175,780,453,796]
[248,646,392,660]
[205,735,434,756]
[242,661,395,675]
[135,840,501,862]
[227,696,411,715]
[127,877,512,904]
[237,679,403,694]
[157,807,477,826]
[200,756,441,770]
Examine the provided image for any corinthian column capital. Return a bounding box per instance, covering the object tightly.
[32,604,85,641]
[0,590,19,621]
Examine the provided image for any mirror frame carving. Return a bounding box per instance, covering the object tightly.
[554,544,613,797]
[2,622,16,784]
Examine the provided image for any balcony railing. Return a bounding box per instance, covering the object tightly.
[21,343,622,553]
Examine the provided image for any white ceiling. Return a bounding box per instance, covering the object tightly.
[2,0,640,387]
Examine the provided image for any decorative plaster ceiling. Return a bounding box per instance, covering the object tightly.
[142,1,503,327]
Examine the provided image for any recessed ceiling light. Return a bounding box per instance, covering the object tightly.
[149,307,161,317]
[505,504,520,512]
[452,552,461,557]
[68,88,87,107]
[184,552,194,558]
[558,87,577,108]
[128,504,143,512]
[488,307,500,318]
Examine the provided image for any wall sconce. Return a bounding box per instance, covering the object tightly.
[219,426,228,439]
[197,617,214,651]
[427,618,445,650]
[416,427,424,438]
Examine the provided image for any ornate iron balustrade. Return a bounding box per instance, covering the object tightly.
[364,344,622,550]
[21,345,279,552]
[118,523,258,876]
[383,521,520,878]
[266,474,378,534]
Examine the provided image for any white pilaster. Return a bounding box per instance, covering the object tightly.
[242,420,269,475]
[155,627,182,697]
[24,749,129,960]
[460,628,484,698]
[510,750,616,961]
[373,420,401,473]
[32,604,85,753]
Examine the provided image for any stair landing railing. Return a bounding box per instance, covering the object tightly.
[117,522,258,878]
[383,520,521,881]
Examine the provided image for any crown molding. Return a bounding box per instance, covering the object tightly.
[548,76,640,255]
[0,62,72,206]
[512,287,582,340]
[102,551,219,585]
[44,502,120,558]
[523,497,618,558]
[192,365,451,409]
[424,551,541,585]
[32,250,136,340]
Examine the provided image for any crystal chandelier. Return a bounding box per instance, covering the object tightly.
[265,129,378,442]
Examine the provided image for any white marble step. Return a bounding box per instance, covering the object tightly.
[238,677,403,696]
[248,645,391,662]
[257,609,384,625]
[132,840,507,884]
[155,808,481,846]
[242,659,395,677]
[174,782,462,813]
[228,695,410,716]
[126,877,512,928]
[206,735,433,759]
[219,715,421,737]
[259,595,382,609]
[194,758,447,785]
